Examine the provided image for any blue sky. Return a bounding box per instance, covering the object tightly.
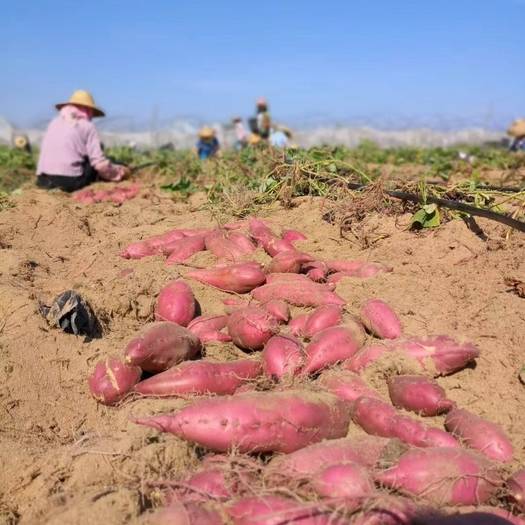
[1,0,523,128]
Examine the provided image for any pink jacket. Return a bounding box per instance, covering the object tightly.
[37,106,118,179]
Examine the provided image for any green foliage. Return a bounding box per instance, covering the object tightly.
[410,203,441,229]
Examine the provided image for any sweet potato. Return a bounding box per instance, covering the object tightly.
[445,408,514,463]
[282,229,307,242]
[303,261,328,282]
[164,235,206,264]
[151,502,224,525]
[360,299,402,339]
[205,230,256,261]
[252,282,345,307]
[187,262,266,294]
[134,359,261,397]
[227,306,279,351]
[312,462,375,501]
[351,396,459,448]
[347,336,480,376]
[124,322,202,373]
[395,335,480,376]
[222,297,250,313]
[265,273,316,284]
[350,496,417,525]
[227,495,346,525]
[155,280,197,327]
[302,305,343,338]
[288,313,310,336]
[345,344,392,372]
[184,468,231,500]
[375,447,501,505]
[388,375,454,416]
[134,389,350,453]
[267,250,314,274]
[119,240,157,259]
[248,218,295,256]
[326,260,392,278]
[317,369,381,403]
[263,299,290,323]
[507,468,525,512]
[302,326,362,374]
[187,315,231,343]
[88,357,141,405]
[262,335,304,379]
[268,435,389,476]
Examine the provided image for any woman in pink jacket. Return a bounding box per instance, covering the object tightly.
[36,90,130,192]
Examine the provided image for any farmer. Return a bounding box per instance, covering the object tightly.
[507,118,525,151]
[249,97,271,140]
[195,127,220,160]
[232,117,248,151]
[36,90,129,192]
[270,126,293,148]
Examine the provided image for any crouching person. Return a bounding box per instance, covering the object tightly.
[36,90,129,192]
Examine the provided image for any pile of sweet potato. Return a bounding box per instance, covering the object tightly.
[87,218,524,524]
[72,183,141,204]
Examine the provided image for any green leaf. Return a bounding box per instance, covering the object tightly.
[410,206,441,229]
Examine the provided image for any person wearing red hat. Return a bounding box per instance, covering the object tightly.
[250,97,272,140]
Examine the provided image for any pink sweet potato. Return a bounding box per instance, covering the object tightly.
[155,280,197,327]
[268,435,389,476]
[312,462,375,502]
[508,468,525,512]
[317,369,381,403]
[262,335,304,379]
[263,299,290,323]
[151,502,224,525]
[288,313,310,336]
[134,390,350,453]
[164,235,206,264]
[302,326,362,374]
[88,357,141,405]
[187,262,266,294]
[302,305,343,338]
[282,229,307,242]
[345,344,392,373]
[227,495,346,525]
[188,315,231,343]
[185,468,231,500]
[351,396,459,448]
[227,306,279,351]
[394,335,480,376]
[222,297,250,313]
[326,260,393,278]
[119,240,156,259]
[445,408,514,463]
[267,250,314,274]
[248,218,295,256]
[388,375,454,416]
[360,299,402,339]
[124,322,202,373]
[252,282,345,307]
[375,447,501,505]
[205,230,256,261]
[351,396,398,437]
[134,359,261,397]
[347,336,480,377]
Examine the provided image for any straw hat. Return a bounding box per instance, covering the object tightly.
[199,126,216,139]
[55,90,105,117]
[248,133,262,145]
[13,135,29,150]
[507,119,525,138]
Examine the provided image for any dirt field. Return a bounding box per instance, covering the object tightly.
[0,178,524,524]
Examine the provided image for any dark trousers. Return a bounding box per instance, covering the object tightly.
[37,162,98,192]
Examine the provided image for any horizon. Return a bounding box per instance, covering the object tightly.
[2,0,523,130]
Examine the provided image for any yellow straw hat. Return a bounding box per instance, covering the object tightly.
[507,119,525,138]
[55,90,105,117]
[14,135,29,149]
[199,126,216,139]
[248,133,262,145]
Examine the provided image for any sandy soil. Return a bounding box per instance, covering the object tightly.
[0,180,524,524]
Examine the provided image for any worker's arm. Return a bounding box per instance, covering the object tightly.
[85,125,129,181]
